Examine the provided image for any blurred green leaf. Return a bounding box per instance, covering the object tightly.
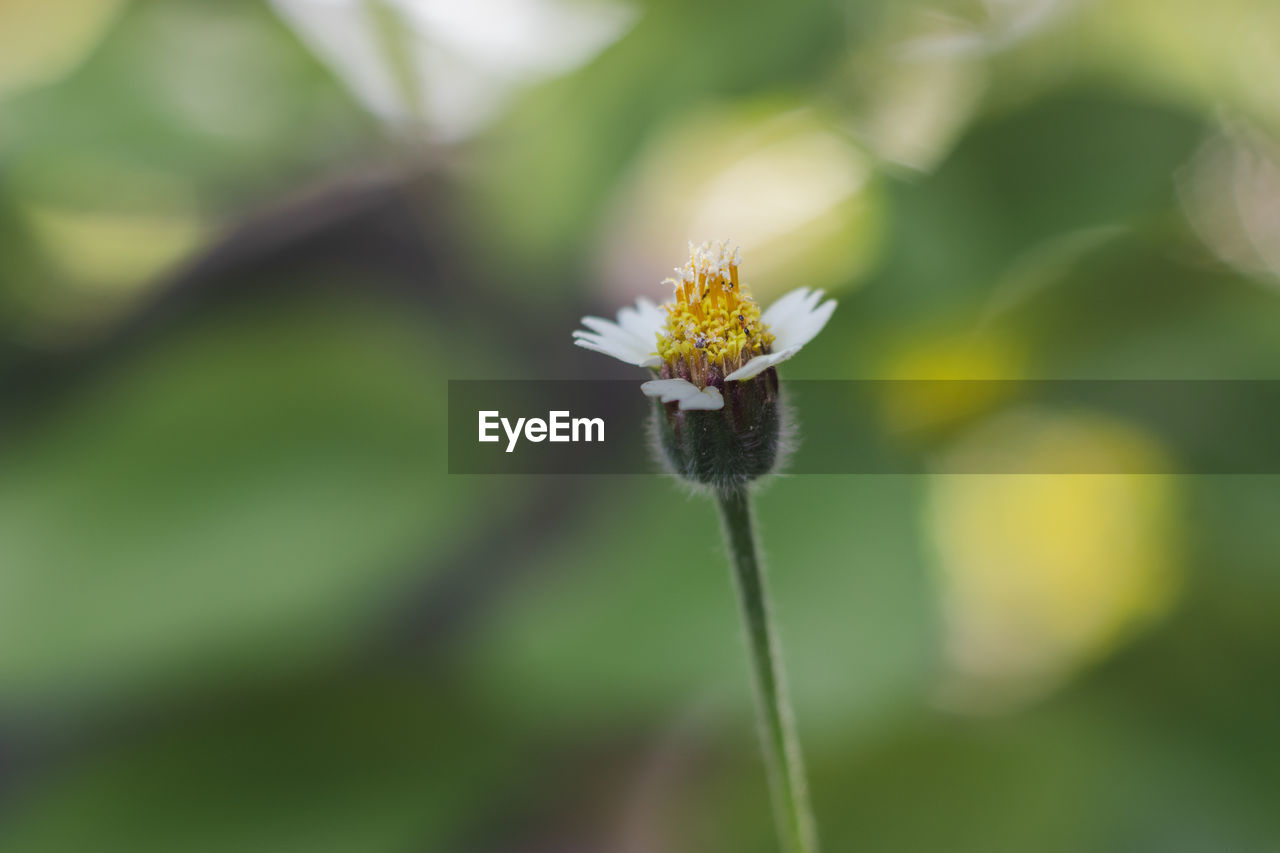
[0,673,527,853]
[0,294,514,709]
[465,475,938,740]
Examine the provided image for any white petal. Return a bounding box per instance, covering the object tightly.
[724,347,802,381]
[677,386,724,410]
[578,316,631,338]
[616,297,666,341]
[572,329,644,359]
[574,337,659,367]
[761,287,836,351]
[574,338,635,362]
[762,288,825,337]
[573,297,665,369]
[761,287,814,330]
[640,378,725,411]
[575,325,652,363]
[640,378,701,403]
[573,327,645,353]
[772,295,836,350]
[765,288,820,333]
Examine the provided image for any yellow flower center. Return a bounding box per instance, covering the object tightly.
[655,241,774,385]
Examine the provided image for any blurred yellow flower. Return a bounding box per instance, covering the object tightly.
[23,205,206,293]
[879,331,1025,436]
[927,409,1181,711]
[0,0,127,99]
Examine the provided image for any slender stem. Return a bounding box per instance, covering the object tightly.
[716,487,819,853]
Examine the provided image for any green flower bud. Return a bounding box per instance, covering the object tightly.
[649,367,790,492]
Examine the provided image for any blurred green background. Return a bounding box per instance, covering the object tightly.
[3,0,1280,850]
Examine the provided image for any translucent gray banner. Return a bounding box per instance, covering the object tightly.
[448,380,1280,474]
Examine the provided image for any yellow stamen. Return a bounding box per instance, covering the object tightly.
[655,241,774,385]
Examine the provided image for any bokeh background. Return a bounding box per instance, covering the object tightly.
[3,0,1280,850]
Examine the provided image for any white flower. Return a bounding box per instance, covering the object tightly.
[573,241,836,411]
[269,0,636,140]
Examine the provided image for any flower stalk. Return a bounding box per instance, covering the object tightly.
[717,486,819,853]
[572,241,834,850]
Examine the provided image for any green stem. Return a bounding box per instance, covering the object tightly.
[716,487,819,853]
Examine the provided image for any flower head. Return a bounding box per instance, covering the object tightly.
[574,241,836,490]
[573,240,836,411]
[656,241,774,387]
